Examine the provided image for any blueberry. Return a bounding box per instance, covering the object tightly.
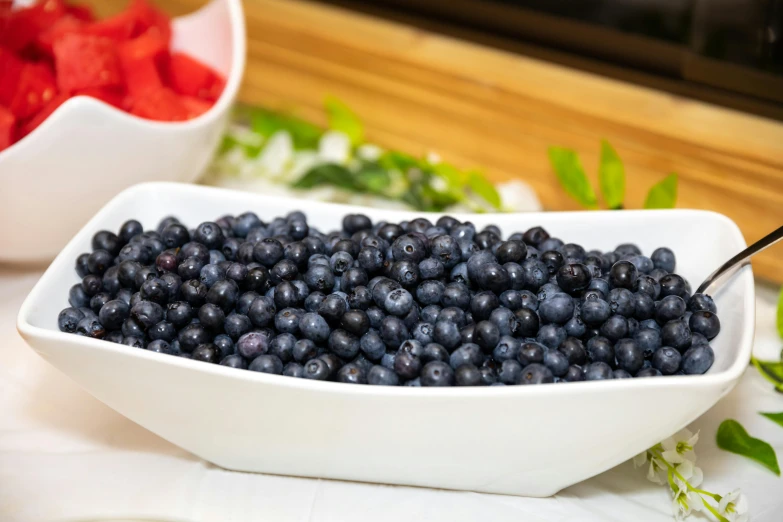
[688,293,717,314]
[520,226,549,246]
[148,320,177,343]
[411,322,435,345]
[325,329,358,359]
[433,320,461,350]
[634,328,662,358]
[130,300,164,330]
[275,308,302,334]
[517,363,554,385]
[640,318,661,331]
[599,315,628,342]
[223,313,252,340]
[420,305,440,325]
[68,283,91,308]
[543,349,570,377]
[270,259,299,284]
[655,295,686,324]
[689,311,720,340]
[121,335,144,348]
[75,253,91,278]
[536,324,566,349]
[450,262,470,285]
[147,339,173,354]
[634,275,661,300]
[419,361,454,386]
[659,274,687,299]
[499,290,523,311]
[459,324,475,344]
[681,344,714,375]
[247,296,276,327]
[118,219,144,243]
[212,334,235,358]
[347,286,372,311]
[340,310,370,337]
[394,351,422,380]
[204,279,238,312]
[563,365,584,382]
[248,354,283,374]
[121,317,144,339]
[365,307,385,330]
[661,319,692,351]
[430,235,462,269]
[453,364,481,386]
[365,365,398,386]
[422,342,450,363]
[608,261,637,290]
[292,338,318,363]
[384,288,414,316]
[489,307,520,336]
[450,343,484,369]
[539,293,575,325]
[237,329,274,359]
[586,336,614,365]
[495,359,521,384]
[538,238,564,252]
[371,278,402,308]
[651,346,681,375]
[274,281,301,309]
[518,341,546,365]
[443,282,473,310]
[476,263,510,293]
[539,250,564,276]
[564,316,586,338]
[556,263,592,295]
[245,266,270,293]
[521,258,549,291]
[190,343,220,363]
[583,362,613,380]
[391,234,427,263]
[691,332,710,347]
[357,247,384,274]
[651,247,676,273]
[636,367,662,378]
[303,358,331,380]
[253,238,284,267]
[558,337,587,365]
[282,362,304,377]
[615,338,644,374]
[74,315,105,338]
[58,307,85,333]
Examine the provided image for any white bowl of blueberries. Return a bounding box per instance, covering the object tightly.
[17,182,754,497]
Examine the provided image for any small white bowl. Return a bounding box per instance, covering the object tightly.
[0,0,245,263]
[17,182,754,497]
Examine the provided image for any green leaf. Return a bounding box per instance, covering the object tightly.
[777,286,783,339]
[324,96,364,145]
[598,140,625,209]
[247,108,322,150]
[355,166,391,194]
[752,358,783,392]
[716,419,780,475]
[468,171,501,208]
[547,147,598,209]
[760,412,783,429]
[379,151,422,172]
[293,164,358,191]
[644,174,678,209]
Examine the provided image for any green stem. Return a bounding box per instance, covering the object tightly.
[649,449,730,522]
[751,357,783,392]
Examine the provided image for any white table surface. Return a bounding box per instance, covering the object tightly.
[1,266,781,522]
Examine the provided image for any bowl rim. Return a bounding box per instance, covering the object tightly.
[17,182,756,399]
[0,0,246,161]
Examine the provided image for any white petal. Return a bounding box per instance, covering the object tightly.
[689,466,703,488]
[356,144,383,161]
[661,437,677,451]
[426,151,441,165]
[677,459,694,480]
[734,493,749,514]
[257,131,294,176]
[688,492,705,512]
[647,461,665,484]
[318,131,352,164]
[662,449,685,464]
[633,452,648,468]
[687,430,700,447]
[496,180,543,212]
[719,489,740,513]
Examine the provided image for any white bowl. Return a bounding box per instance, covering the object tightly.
[0,0,245,263]
[17,182,754,497]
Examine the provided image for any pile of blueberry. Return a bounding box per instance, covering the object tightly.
[58,211,719,386]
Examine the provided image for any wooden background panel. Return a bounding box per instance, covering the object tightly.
[91,0,783,282]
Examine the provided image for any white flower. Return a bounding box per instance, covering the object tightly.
[719,490,749,522]
[318,131,351,164]
[256,131,293,176]
[673,459,703,489]
[661,429,699,464]
[646,455,667,485]
[495,180,542,212]
[426,151,441,165]
[356,143,383,161]
[633,451,648,468]
[670,481,705,520]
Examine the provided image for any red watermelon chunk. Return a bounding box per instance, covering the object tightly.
[0,106,16,152]
[53,33,123,93]
[130,87,188,121]
[8,62,58,120]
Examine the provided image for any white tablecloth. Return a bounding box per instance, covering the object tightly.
[1,267,781,522]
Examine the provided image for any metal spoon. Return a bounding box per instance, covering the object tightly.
[696,225,783,295]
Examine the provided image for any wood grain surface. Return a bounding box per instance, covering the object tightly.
[93,0,783,282]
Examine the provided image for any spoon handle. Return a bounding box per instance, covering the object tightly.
[696,225,783,295]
